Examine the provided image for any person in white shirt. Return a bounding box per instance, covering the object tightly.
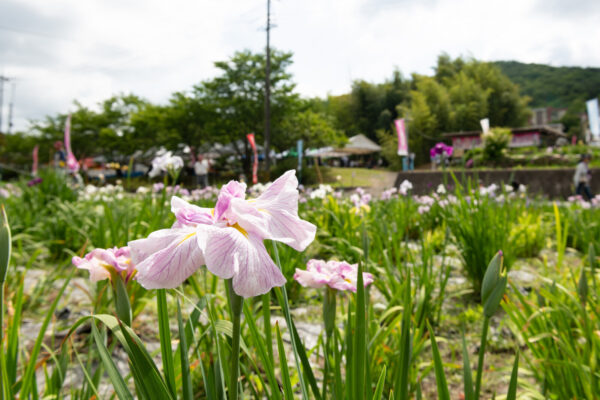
[574,154,592,200]
[194,154,210,188]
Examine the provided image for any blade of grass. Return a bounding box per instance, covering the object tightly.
[157,288,176,396]
[0,205,11,400]
[461,325,474,400]
[271,242,316,400]
[427,321,450,400]
[177,299,193,400]
[72,338,102,400]
[354,263,367,400]
[117,317,175,400]
[276,322,295,399]
[395,273,412,400]
[91,321,133,400]
[19,270,73,399]
[506,350,519,400]
[372,365,387,400]
[243,302,281,400]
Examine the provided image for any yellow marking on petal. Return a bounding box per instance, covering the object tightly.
[177,232,197,246]
[229,223,249,239]
[211,208,215,216]
[345,278,352,284]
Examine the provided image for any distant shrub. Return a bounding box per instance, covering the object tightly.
[482,127,512,162]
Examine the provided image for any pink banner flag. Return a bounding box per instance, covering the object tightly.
[64,114,79,172]
[32,145,39,175]
[395,119,408,156]
[246,133,258,184]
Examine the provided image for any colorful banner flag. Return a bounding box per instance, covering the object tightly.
[32,145,39,176]
[395,119,408,156]
[64,114,79,172]
[246,133,258,184]
[586,98,600,138]
[480,118,490,134]
[297,139,303,173]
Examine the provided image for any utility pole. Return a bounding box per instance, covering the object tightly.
[264,0,272,179]
[7,81,15,134]
[0,75,9,134]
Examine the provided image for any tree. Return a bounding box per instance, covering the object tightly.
[30,94,149,163]
[193,49,299,176]
[279,109,346,151]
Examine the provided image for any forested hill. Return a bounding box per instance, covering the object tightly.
[494,61,600,108]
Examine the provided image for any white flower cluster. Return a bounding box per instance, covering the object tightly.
[148,151,184,178]
[399,180,413,196]
[310,184,334,199]
[0,184,22,199]
[80,184,125,201]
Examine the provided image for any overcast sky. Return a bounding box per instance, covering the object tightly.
[1,0,599,132]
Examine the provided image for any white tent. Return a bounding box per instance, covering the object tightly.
[304,134,382,158]
[338,134,382,154]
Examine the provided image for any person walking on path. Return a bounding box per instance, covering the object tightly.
[574,154,593,201]
[194,154,210,188]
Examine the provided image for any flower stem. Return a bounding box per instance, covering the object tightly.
[475,316,490,399]
[228,280,243,400]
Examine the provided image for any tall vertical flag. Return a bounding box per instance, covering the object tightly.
[246,133,258,184]
[32,145,39,176]
[586,98,600,138]
[297,139,303,173]
[64,114,79,172]
[395,119,408,156]
[480,118,490,134]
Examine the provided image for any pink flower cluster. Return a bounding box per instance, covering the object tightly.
[380,187,398,200]
[294,259,374,292]
[350,188,372,213]
[72,246,135,283]
[567,194,600,208]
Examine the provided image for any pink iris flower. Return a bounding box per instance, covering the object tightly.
[294,259,374,292]
[72,246,135,282]
[129,170,316,298]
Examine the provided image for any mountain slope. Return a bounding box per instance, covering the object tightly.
[494,61,600,108]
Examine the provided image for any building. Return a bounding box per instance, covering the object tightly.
[442,125,567,154]
[529,107,567,126]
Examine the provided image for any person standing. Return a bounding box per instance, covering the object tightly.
[574,154,593,201]
[53,141,66,169]
[194,154,210,188]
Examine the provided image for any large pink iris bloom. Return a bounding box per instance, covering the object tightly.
[72,246,134,282]
[294,259,374,292]
[129,170,316,298]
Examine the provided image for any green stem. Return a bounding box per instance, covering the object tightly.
[228,280,244,400]
[474,316,490,399]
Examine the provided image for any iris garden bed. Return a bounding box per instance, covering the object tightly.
[0,170,598,399]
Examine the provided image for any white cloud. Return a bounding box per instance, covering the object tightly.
[1,0,599,132]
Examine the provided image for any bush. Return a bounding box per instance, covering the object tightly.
[482,127,512,162]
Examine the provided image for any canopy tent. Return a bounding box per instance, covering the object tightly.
[306,134,382,158]
[339,134,382,154]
